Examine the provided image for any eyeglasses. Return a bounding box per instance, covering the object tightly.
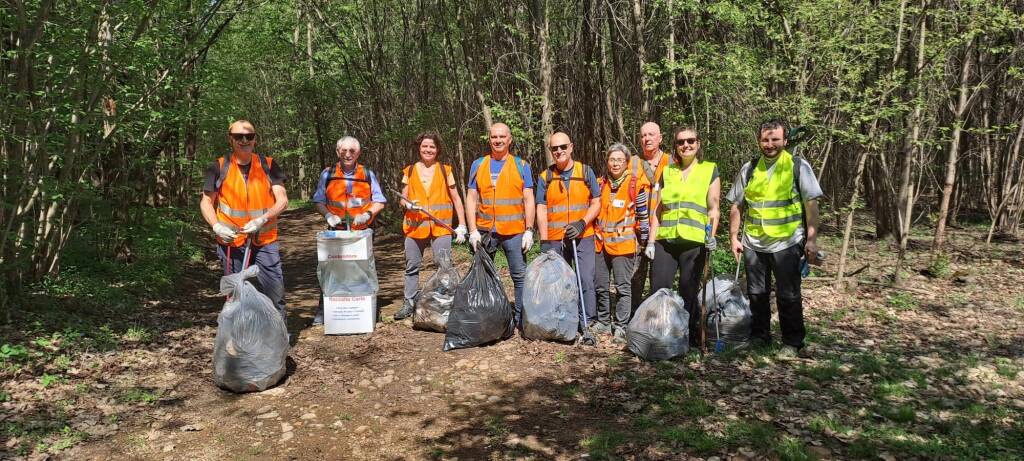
[675,138,699,146]
[549,144,570,153]
[230,133,256,142]
[607,158,627,164]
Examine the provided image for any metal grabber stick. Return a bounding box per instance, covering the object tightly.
[572,239,597,346]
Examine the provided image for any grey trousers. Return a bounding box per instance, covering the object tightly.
[630,249,651,314]
[595,252,636,328]
[540,236,597,322]
[218,242,286,322]
[404,235,453,301]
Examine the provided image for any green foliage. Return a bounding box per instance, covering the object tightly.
[580,431,628,460]
[925,254,952,279]
[887,292,918,311]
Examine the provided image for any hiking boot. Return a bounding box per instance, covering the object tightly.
[393,299,415,320]
[612,327,627,344]
[591,321,612,335]
[777,345,799,361]
[312,313,324,326]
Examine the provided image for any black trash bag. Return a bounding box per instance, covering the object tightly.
[414,250,460,332]
[700,276,752,352]
[213,266,289,392]
[626,288,689,361]
[443,247,514,351]
[522,251,579,342]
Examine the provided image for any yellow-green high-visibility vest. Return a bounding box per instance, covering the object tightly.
[744,150,803,238]
[656,161,716,243]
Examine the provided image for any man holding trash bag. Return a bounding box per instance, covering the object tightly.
[465,122,535,330]
[536,132,602,331]
[727,119,822,359]
[200,119,290,321]
[311,136,387,326]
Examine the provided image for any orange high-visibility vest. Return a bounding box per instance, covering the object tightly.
[595,177,637,256]
[325,163,375,230]
[541,161,595,240]
[403,163,455,239]
[215,154,279,247]
[629,151,671,221]
[475,155,527,235]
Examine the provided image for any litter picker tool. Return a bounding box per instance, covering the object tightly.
[389,188,455,233]
[699,224,716,354]
[572,239,597,346]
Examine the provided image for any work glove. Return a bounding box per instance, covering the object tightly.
[453,225,467,244]
[644,243,656,260]
[325,213,342,228]
[521,229,534,252]
[240,216,267,234]
[404,200,423,212]
[352,212,371,227]
[468,230,482,250]
[563,220,585,240]
[705,235,718,252]
[212,223,237,241]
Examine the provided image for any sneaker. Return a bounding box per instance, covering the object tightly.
[393,299,415,320]
[777,345,799,361]
[312,313,324,326]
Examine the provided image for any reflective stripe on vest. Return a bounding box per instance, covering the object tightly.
[744,151,803,238]
[214,154,279,247]
[325,164,375,230]
[475,155,527,235]
[656,161,715,243]
[403,163,455,238]
[596,176,637,255]
[543,161,595,240]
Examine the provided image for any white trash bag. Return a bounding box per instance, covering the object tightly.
[213,266,289,393]
[522,251,579,342]
[626,288,690,361]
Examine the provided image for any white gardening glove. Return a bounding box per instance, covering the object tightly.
[705,236,718,252]
[325,213,342,228]
[453,225,467,244]
[404,200,423,212]
[240,216,267,234]
[521,229,534,252]
[644,243,656,260]
[352,212,371,227]
[212,223,237,241]
[468,230,482,250]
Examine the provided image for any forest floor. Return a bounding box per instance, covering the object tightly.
[3,207,1024,460]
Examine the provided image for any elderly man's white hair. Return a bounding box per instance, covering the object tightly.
[336,136,361,151]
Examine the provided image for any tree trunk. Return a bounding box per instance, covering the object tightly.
[933,38,976,250]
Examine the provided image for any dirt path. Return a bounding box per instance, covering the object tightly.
[58,208,1024,460]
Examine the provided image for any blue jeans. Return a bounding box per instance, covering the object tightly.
[218,242,286,322]
[541,236,597,323]
[480,231,527,327]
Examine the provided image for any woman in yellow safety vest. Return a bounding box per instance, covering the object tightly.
[650,127,721,347]
[594,143,658,342]
[393,131,468,320]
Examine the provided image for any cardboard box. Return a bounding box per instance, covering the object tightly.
[324,294,376,335]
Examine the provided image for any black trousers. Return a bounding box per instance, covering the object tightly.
[650,239,706,345]
[744,244,806,348]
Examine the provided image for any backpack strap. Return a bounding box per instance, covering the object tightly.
[327,163,371,183]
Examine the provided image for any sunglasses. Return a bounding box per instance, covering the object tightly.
[675,138,699,146]
[549,144,570,153]
[230,133,256,142]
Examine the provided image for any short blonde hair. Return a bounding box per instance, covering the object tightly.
[228,119,256,134]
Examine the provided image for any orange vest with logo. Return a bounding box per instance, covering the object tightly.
[595,177,638,256]
[403,163,455,239]
[541,161,595,240]
[475,155,527,235]
[325,163,375,230]
[215,154,279,247]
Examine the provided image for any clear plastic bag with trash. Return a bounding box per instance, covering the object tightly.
[626,288,690,361]
[413,250,460,332]
[443,245,514,351]
[700,275,752,352]
[521,250,579,342]
[213,265,289,392]
[317,229,378,296]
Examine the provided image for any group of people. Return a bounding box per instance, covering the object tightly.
[200,118,822,358]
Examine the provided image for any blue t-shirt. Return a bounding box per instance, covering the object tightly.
[535,161,601,205]
[466,155,534,190]
[312,164,387,204]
